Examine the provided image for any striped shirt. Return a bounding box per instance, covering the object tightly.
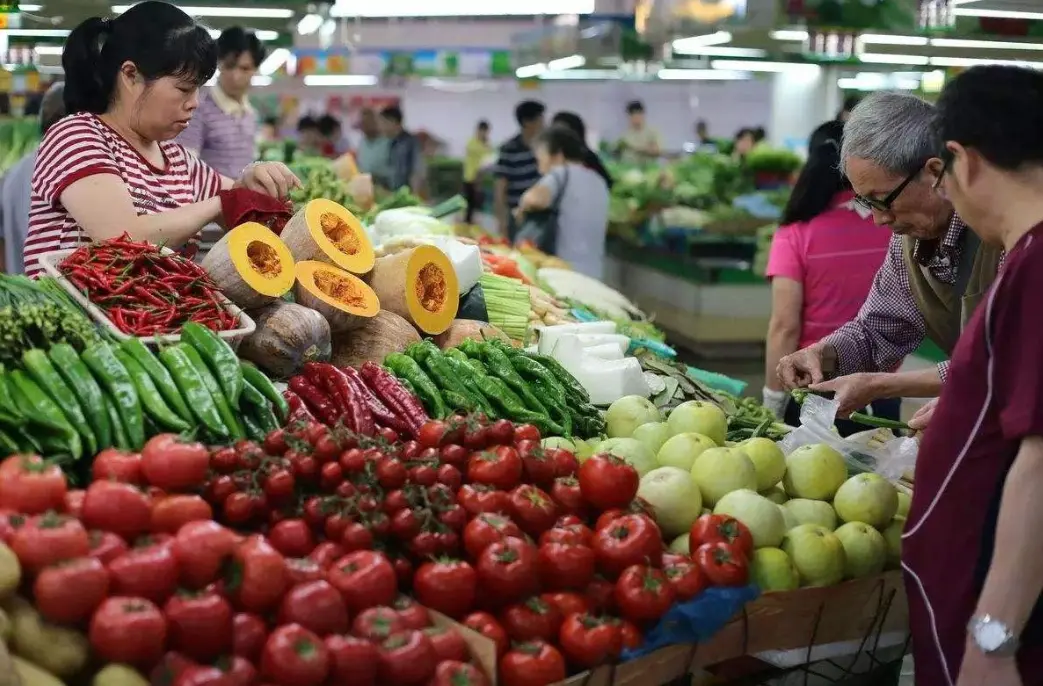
[176,88,257,178]
[495,134,540,209]
[24,112,222,278]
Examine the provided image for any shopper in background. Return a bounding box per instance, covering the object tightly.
[753,127,767,144]
[696,120,712,146]
[777,92,1002,417]
[732,128,757,161]
[355,108,391,187]
[903,64,1043,686]
[837,95,861,122]
[258,116,280,145]
[23,1,297,278]
[177,27,263,178]
[551,111,613,190]
[515,125,610,279]
[495,99,545,240]
[762,120,893,434]
[463,120,492,223]
[317,114,347,157]
[379,105,424,194]
[296,116,323,156]
[618,100,661,164]
[0,82,65,274]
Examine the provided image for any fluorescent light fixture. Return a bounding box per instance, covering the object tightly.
[929,56,1043,68]
[770,30,809,41]
[547,54,585,71]
[539,69,624,80]
[207,29,278,41]
[657,68,750,80]
[672,46,766,57]
[858,33,928,46]
[330,0,595,17]
[258,47,290,75]
[303,74,379,86]
[953,7,1043,20]
[251,75,272,86]
[33,45,63,56]
[838,73,919,91]
[319,19,336,38]
[19,4,42,10]
[0,29,69,36]
[931,37,1043,50]
[297,13,323,35]
[858,52,931,65]
[112,5,293,18]
[710,59,820,74]
[671,31,732,52]
[515,63,547,78]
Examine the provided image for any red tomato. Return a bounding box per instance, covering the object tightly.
[268,519,316,558]
[486,418,515,446]
[694,542,749,587]
[151,651,194,686]
[375,457,408,490]
[80,480,152,541]
[620,620,643,650]
[325,634,378,686]
[516,441,556,487]
[377,630,438,686]
[614,565,676,624]
[351,606,404,641]
[424,626,469,662]
[417,420,453,449]
[540,591,590,618]
[413,558,477,619]
[430,661,490,686]
[0,510,25,543]
[340,521,374,553]
[164,592,234,661]
[500,597,563,643]
[664,557,708,600]
[172,520,239,590]
[595,502,658,532]
[512,424,541,443]
[141,434,210,491]
[539,523,593,548]
[548,448,579,478]
[463,513,526,560]
[232,612,267,662]
[108,540,179,603]
[538,542,595,591]
[10,513,89,573]
[690,514,754,559]
[436,464,463,491]
[548,477,588,518]
[507,485,557,537]
[475,538,539,606]
[261,623,330,686]
[220,655,258,686]
[558,613,623,669]
[327,550,398,614]
[174,666,227,686]
[226,535,289,613]
[500,641,566,686]
[308,541,345,569]
[284,558,324,585]
[151,495,213,534]
[34,556,109,624]
[462,612,509,657]
[578,453,639,511]
[584,576,616,614]
[467,446,523,491]
[278,580,349,636]
[591,514,663,579]
[0,454,67,515]
[89,596,168,667]
[88,530,129,565]
[439,443,469,468]
[92,448,144,484]
[393,595,431,630]
[456,484,510,517]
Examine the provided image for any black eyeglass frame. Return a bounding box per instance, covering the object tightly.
[931,147,955,192]
[853,164,924,212]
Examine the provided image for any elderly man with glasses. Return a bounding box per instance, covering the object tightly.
[776,92,1004,418]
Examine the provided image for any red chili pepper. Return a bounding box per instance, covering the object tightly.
[287,376,340,426]
[359,362,430,434]
[341,365,411,436]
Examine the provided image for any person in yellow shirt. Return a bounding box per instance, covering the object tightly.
[463,120,492,223]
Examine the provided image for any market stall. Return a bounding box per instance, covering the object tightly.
[0,164,911,686]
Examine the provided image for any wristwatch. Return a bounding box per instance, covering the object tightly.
[968,615,1019,656]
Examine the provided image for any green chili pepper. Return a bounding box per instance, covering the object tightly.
[385,353,448,419]
[113,349,191,433]
[103,393,130,450]
[441,390,473,414]
[473,374,539,423]
[528,353,590,403]
[0,366,22,423]
[8,425,41,453]
[443,348,471,365]
[181,322,243,407]
[81,342,145,450]
[420,349,481,412]
[250,402,280,434]
[21,349,96,455]
[479,343,548,415]
[7,370,81,459]
[120,337,193,424]
[240,378,270,409]
[241,412,267,442]
[458,339,483,359]
[531,377,572,437]
[179,344,244,441]
[443,356,498,419]
[48,343,111,451]
[240,363,289,422]
[159,346,228,438]
[0,427,20,457]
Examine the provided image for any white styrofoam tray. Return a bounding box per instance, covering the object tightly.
[38,248,256,350]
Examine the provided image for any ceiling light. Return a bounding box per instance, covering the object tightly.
[251,75,272,86]
[953,7,1043,20]
[547,54,585,71]
[303,74,378,86]
[858,33,928,46]
[539,69,625,80]
[112,5,294,18]
[931,37,1043,50]
[258,47,290,75]
[672,46,767,57]
[0,29,69,37]
[710,59,820,74]
[929,56,1043,68]
[297,14,323,35]
[515,63,547,78]
[858,52,931,65]
[329,0,595,17]
[18,4,42,10]
[319,19,336,37]
[32,45,63,57]
[671,31,732,52]
[770,30,808,41]
[657,68,750,80]
[207,29,278,41]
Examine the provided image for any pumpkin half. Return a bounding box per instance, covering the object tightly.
[201,222,295,309]
[281,199,375,274]
[367,245,459,335]
[295,260,381,333]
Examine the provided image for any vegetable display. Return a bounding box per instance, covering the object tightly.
[282,198,376,275]
[0,275,100,366]
[367,246,460,336]
[200,222,297,310]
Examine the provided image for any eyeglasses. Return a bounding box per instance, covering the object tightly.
[853,165,923,212]
[932,148,954,194]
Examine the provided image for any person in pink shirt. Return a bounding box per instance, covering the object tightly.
[762,120,893,433]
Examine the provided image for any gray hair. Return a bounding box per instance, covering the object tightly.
[840,92,936,176]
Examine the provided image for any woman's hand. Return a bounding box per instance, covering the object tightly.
[236,162,300,199]
[512,206,526,223]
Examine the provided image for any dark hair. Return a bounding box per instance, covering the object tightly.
[297,115,319,132]
[380,105,403,124]
[262,116,279,128]
[552,111,586,141]
[842,95,861,113]
[536,125,586,163]
[217,27,266,68]
[549,112,612,189]
[626,100,644,115]
[317,114,341,137]
[477,120,489,131]
[780,120,848,225]
[515,100,545,126]
[753,127,766,142]
[735,127,755,141]
[40,82,66,135]
[933,65,1043,171]
[62,1,217,115]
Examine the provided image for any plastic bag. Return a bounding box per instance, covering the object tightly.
[778,394,918,482]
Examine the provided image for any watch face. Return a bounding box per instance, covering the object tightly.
[977,621,1009,651]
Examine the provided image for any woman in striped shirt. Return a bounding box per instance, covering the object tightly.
[23,1,298,278]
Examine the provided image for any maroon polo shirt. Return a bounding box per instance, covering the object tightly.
[903,222,1043,685]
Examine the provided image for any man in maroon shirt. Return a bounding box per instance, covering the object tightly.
[904,64,1043,686]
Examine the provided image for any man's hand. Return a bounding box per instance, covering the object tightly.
[776,343,837,389]
[956,644,1021,686]
[809,373,884,418]
[908,399,938,431]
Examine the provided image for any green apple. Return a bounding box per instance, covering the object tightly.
[833,473,899,529]
[669,533,690,555]
[690,447,757,506]
[667,401,727,445]
[749,548,800,592]
[637,467,703,537]
[882,516,905,569]
[595,437,658,476]
[896,490,912,518]
[834,522,887,579]
[739,438,787,491]
[782,524,846,587]
[782,443,848,501]
[631,421,672,456]
[657,432,716,471]
[760,485,788,505]
[542,437,577,453]
[782,498,838,531]
[605,396,662,438]
[573,439,595,462]
[713,489,786,549]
